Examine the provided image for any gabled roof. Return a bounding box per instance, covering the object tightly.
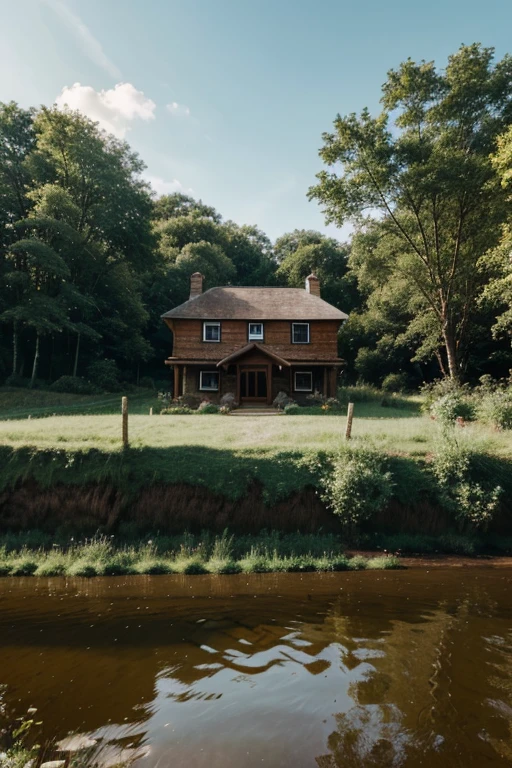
[216,342,291,368]
[161,286,348,321]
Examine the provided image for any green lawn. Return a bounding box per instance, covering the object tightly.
[1,392,511,457]
[0,387,160,419]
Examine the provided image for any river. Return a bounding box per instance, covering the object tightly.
[0,569,511,767]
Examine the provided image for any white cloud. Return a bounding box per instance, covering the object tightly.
[166,102,191,118]
[55,83,156,138]
[41,0,121,79]
[144,174,194,197]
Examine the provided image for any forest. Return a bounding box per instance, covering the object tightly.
[1,43,512,393]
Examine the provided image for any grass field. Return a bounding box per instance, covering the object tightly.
[1,389,511,458]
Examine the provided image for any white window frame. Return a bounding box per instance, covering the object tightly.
[248,322,264,341]
[292,322,310,344]
[294,371,313,392]
[199,371,220,391]
[203,321,221,342]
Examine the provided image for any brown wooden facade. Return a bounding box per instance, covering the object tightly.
[162,275,347,406]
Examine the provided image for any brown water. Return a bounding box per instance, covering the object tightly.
[0,569,511,767]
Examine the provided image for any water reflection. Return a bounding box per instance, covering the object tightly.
[0,571,511,767]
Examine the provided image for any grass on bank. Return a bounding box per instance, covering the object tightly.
[0,533,402,577]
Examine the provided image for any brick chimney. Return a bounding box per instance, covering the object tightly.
[305,273,320,297]
[190,272,204,299]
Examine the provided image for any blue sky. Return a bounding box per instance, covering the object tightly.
[1,0,510,241]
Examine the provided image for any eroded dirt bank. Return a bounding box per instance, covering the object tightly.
[1,480,512,537]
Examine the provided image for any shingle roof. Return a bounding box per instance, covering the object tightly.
[162,287,348,321]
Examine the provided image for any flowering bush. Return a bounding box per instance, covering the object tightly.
[197,401,219,414]
[160,406,193,415]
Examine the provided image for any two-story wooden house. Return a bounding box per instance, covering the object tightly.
[162,272,348,405]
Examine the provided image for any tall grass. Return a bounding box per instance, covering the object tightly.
[0,533,403,577]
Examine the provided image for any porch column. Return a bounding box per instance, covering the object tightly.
[267,363,272,405]
[173,364,180,399]
[329,367,337,397]
[322,367,328,398]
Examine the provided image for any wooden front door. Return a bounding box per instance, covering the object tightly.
[240,368,268,401]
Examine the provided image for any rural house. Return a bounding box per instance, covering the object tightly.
[162,272,348,405]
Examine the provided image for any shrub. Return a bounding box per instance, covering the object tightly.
[381,373,409,393]
[35,559,67,577]
[273,391,295,409]
[160,406,193,415]
[87,360,121,392]
[430,392,475,426]
[420,378,467,413]
[139,376,155,389]
[50,376,98,395]
[337,383,382,405]
[220,392,238,411]
[67,561,98,577]
[4,373,30,388]
[180,394,201,409]
[366,555,402,570]
[175,557,209,575]
[283,403,300,415]
[431,437,502,529]
[9,557,38,576]
[347,555,368,570]
[477,389,512,430]
[321,445,394,527]
[197,402,219,414]
[306,390,326,405]
[135,558,172,576]
[207,558,242,574]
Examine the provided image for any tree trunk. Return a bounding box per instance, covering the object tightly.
[442,326,458,381]
[12,323,18,376]
[73,331,81,378]
[30,332,40,389]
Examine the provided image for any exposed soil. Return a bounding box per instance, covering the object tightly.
[347,551,512,567]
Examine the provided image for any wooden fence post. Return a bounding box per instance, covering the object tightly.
[149,407,153,416]
[122,396,128,447]
[345,402,354,440]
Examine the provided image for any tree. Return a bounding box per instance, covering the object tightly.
[222,223,276,285]
[152,193,222,223]
[275,230,354,310]
[482,126,512,341]
[309,44,512,380]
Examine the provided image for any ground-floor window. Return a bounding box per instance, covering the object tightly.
[294,371,313,392]
[199,370,219,391]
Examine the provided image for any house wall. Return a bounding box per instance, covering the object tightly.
[169,319,340,361]
[182,365,237,404]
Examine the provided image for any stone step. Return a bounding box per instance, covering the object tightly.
[231,409,279,416]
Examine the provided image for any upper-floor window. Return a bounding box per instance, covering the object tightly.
[203,321,221,342]
[292,322,310,344]
[248,322,264,341]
